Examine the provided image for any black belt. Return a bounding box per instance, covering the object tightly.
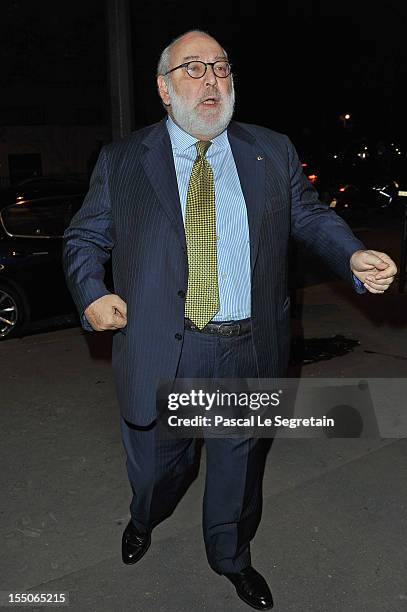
[184,317,251,337]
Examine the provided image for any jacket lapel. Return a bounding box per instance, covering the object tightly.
[228,122,265,274]
[140,120,186,251]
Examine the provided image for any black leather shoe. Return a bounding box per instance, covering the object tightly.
[223,566,273,610]
[121,520,151,565]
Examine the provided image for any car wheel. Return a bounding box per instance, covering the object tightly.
[0,284,28,339]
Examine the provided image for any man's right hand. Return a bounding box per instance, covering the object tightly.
[84,294,127,331]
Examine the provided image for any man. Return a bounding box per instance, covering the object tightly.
[63,30,397,610]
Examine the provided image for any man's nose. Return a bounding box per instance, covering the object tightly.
[203,65,218,86]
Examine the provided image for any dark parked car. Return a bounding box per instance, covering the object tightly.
[0,193,86,339]
[301,139,405,225]
[0,177,88,211]
[323,178,401,225]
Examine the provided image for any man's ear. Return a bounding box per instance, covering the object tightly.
[157,75,171,106]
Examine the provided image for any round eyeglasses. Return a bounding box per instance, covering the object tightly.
[164,60,232,79]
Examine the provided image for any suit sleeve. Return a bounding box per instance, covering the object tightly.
[63,146,114,329]
[286,137,366,293]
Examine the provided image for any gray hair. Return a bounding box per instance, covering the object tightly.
[157,30,228,84]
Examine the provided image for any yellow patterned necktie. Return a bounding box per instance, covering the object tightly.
[184,140,220,329]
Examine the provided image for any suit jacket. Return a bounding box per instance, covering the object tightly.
[63,119,365,425]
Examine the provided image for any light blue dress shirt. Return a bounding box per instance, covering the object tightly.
[166,117,251,321]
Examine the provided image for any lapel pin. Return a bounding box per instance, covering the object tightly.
[257,155,264,161]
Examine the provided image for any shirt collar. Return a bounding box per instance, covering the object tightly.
[166,116,229,153]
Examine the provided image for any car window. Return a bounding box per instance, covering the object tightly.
[0,196,84,238]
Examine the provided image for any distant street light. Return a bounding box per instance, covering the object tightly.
[339,113,352,127]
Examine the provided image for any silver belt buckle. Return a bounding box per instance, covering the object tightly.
[218,322,238,336]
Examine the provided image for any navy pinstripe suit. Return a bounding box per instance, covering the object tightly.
[63,119,365,426]
[63,119,365,572]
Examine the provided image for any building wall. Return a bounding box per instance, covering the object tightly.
[0,124,111,185]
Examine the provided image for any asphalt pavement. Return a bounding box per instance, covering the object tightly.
[1,272,407,612]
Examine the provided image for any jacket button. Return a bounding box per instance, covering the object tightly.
[177,290,186,298]
[175,333,183,340]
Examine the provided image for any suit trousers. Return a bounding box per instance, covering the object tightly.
[120,324,265,574]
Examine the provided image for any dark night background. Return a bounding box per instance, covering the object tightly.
[1,0,407,184]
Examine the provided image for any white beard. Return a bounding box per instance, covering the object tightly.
[166,78,235,139]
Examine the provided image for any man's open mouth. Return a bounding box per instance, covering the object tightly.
[200,96,220,106]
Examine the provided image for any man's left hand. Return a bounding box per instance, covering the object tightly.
[350,249,397,294]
